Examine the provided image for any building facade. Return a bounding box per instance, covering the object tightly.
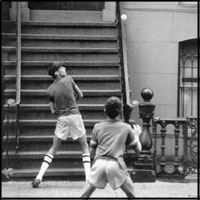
[2,1,198,179]
[120,1,198,122]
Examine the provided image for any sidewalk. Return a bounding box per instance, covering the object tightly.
[2,175,198,198]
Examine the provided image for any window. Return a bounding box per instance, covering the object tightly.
[178,39,198,118]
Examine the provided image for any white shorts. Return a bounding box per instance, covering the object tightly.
[55,114,86,140]
[88,158,129,190]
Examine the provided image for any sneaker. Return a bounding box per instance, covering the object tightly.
[31,179,41,188]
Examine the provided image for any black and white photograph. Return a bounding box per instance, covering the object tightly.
[1,1,198,199]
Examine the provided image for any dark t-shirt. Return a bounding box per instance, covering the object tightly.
[47,76,80,117]
[90,119,136,169]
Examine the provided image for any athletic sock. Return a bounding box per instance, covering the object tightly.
[82,153,91,181]
[36,154,53,181]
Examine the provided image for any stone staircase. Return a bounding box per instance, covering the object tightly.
[2,10,134,181]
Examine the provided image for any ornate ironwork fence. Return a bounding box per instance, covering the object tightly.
[152,117,198,179]
[185,117,198,175]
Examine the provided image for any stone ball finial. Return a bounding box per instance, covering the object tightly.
[141,88,154,102]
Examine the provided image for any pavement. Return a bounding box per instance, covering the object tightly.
[1,174,198,199]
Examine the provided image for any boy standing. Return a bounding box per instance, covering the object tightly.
[31,61,90,188]
[80,96,142,198]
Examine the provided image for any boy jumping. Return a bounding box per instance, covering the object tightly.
[80,96,142,198]
[31,61,90,188]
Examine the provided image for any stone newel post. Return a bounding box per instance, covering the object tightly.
[131,88,156,182]
[139,88,155,150]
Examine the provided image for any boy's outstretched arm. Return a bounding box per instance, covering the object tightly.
[134,139,142,155]
[134,124,142,152]
[130,125,142,154]
[89,139,97,162]
[74,84,83,100]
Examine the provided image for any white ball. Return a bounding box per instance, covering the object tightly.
[121,14,127,21]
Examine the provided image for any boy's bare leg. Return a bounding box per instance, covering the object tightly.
[32,135,62,187]
[80,182,96,199]
[47,134,62,155]
[120,176,136,198]
[77,134,89,154]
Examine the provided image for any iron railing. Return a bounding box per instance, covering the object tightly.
[14,1,22,153]
[13,1,21,153]
[2,2,21,179]
[178,39,197,118]
[116,2,135,124]
[152,117,198,179]
[185,116,198,174]
[5,2,21,154]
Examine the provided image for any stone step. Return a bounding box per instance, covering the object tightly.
[1,167,134,181]
[4,89,122,95]
[2,33,117,41]
[2,118,136,137]
[3,119,102,129]
[2,135,91,152]
[1,17,125,181]
[2,20,117,36]
[4,75,121,90]
[28,2,104,11]
[2,150,136,170]
[30,10,103,22]
[2,33,118,48]
[4,74,120,80]
[2,151,87,169]
[3,129,136,154]
[3,122,94,137]
[4,89,122,104]
[3,46,118,52]
[2,150,84,159]
[3,61,120,76]
[4,49,119,62]
[3,104,106,120]
[3,168,86,181]
[4,103,104,110]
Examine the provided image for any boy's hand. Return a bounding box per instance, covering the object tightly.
[133,124,142,137]
[51,110,56,114]
[74,84,83,100]
[49,102,56,114]
[132,124,142,153]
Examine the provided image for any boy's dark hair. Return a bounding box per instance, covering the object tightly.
[105,96,122,119]
[48,61,62,79]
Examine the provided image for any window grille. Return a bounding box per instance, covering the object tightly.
[178,39,198,118]
[178,39,198,175]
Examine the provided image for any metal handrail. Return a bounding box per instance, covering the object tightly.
[116,2,134,124]
[16,2,22,106]
[119,10,130,105]
[3,2,21,177]
[9,3,21,105]
[8,2,21,105]
[9,2,21,153]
